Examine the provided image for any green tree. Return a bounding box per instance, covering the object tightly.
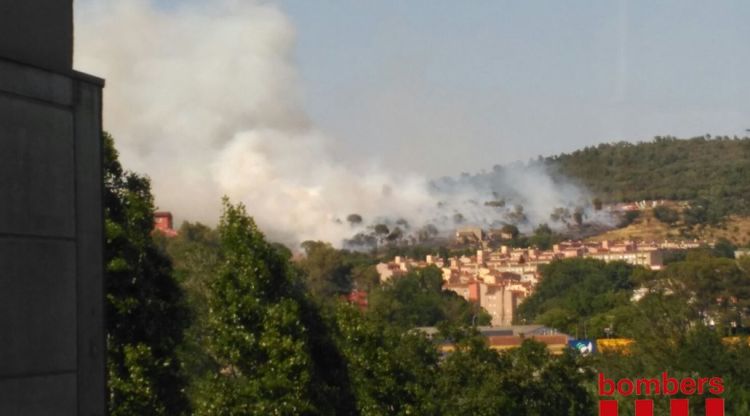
[593,197,603,211]
[597,293,750,414]
[296,240,379,299]
[654,255,750,332]
[346,213,363,226]
[434,333,513,415]
[194,200,317,414]
[619,210,640,227]
[417,224,439,242]
[158,221,222,396]
[595,254,750,414]
[373,224,390,236]
[713,238,737,259]
[333,305,439,415]
[298,240,353,299]
[501,224,520,239]
[386,226,404,242]
[436,334,595,416]
[653,205,679,224]
[515,258,635,337]
[528,223,562,250]
[103,133,189,415]
[545,137,750,223]
[500,341,595,415]
[573,208,585,226]
[351,264,380,291]
[368,266,491,329]
[194,200,357,415]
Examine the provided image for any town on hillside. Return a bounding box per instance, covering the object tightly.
[377,232,709,327]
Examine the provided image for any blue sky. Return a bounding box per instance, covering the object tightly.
[277,0,750,176]
[141,0,750,177]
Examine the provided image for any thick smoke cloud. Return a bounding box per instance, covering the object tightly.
[75,0,609,248]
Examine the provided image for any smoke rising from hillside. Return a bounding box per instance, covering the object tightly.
[76,0,610,248]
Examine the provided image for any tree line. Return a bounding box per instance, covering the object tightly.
[545,136,750,224]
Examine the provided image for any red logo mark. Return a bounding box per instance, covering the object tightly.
[599,398,724,415]
[598,373,725,415]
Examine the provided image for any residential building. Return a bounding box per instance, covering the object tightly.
[154,211,178,237]
[375,238,710,326]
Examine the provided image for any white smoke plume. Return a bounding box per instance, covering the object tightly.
[75,0,609,248]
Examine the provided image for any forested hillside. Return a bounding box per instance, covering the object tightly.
[546,136,750,220]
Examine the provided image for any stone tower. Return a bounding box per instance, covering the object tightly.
[0,1,105,414]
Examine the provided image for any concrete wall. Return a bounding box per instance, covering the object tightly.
[0,1,73,72]
[0,1,106,413]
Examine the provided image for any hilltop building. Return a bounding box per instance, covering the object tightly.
[444,278,525,326]
[455,226,484,244]
[611,200,666,212]
[154,211,178,237]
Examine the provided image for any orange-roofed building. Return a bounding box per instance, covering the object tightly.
[346,290,369,310]
[153,211,178,237]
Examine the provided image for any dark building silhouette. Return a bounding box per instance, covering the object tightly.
[0,1,105,414]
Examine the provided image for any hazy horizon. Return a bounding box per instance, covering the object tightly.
[281,0,750,177]
[74,0,750,246]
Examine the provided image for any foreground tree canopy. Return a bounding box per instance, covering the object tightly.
[194,200,332,414]
[368,266,492,329]
[104,132,189,415]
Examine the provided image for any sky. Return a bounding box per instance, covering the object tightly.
[278,0,750,177]
[74,0,750,245]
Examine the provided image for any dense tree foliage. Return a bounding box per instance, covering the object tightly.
[515,258,638,338]
[435,334,595,416]
[103,133,189,415]
[297,241,377,300]
[126,201,750,414]
[525,223,564,250]
[155,221,222,397]
[368,266,492,329]
[485,223,566,250]
[179,202,599,414]
[546,136,750,221]
[333,305,440,415]
[298,241,354,299]
[641,252,750,334]
[334,305,595,416]
[653,205,679,225]
[594,255,750,414]
[517,253,750,414]
[193,200,357,415]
